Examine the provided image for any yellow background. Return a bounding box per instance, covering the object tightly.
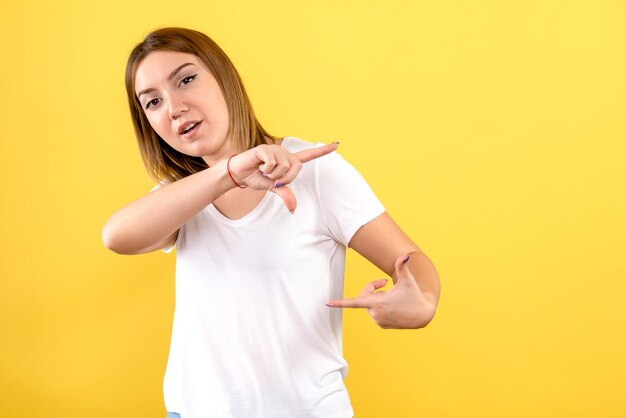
[1,0,625,417]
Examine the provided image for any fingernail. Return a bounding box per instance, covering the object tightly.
[333,141,340,145]
[289,210,295,215]
[274,182,284,188]
[402,255,410,264]
[326,303,333,307]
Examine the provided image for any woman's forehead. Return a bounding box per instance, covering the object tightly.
[134,51,202,92]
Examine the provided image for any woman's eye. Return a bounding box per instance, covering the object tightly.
[180,74,197,85]
[145,98,159,109]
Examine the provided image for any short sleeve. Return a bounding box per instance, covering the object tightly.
[151,181,176,254]
[315,151,386,247]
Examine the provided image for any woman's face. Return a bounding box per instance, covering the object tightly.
[134,50,234,163]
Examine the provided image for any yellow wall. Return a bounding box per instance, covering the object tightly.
[1,1,624,417]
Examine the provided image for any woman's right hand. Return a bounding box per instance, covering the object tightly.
[227,142,339,213]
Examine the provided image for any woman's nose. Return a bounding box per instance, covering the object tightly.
[168,97,188,120]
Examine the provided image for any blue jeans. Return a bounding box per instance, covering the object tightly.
[166,413,180,418]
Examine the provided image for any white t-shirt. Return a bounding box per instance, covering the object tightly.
[160,136,385,418]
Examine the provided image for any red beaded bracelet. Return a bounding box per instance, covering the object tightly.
[227,154,247,189]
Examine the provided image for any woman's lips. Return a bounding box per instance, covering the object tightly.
[181,121,202,139]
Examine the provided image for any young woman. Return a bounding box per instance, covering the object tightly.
[103,27,440,418]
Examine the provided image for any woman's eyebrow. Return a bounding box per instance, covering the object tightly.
[137,62,196,98]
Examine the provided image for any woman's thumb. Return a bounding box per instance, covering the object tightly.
[271,184,297,214]
[393,254,412,283]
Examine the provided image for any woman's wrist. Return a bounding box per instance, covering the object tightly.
[226,154,247,189]
[207,158,239,194]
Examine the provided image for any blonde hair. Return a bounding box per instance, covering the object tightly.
[125,27,278,182]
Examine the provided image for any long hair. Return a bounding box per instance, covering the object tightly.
[125,27,278,182]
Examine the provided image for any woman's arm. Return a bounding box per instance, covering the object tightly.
[102,142,339,255]
[326,212,441,329]
[102,158,233,255]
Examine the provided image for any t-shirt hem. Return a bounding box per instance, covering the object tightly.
[167,409,354,418]
[166,397,354,418]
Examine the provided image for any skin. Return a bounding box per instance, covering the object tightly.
[135,51,234,164]
[103,50,440,329]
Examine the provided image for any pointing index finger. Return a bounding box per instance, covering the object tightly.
[326,295,372,309]
[295,142,339,163]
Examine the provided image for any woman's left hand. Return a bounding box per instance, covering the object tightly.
[326,254,437,329]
